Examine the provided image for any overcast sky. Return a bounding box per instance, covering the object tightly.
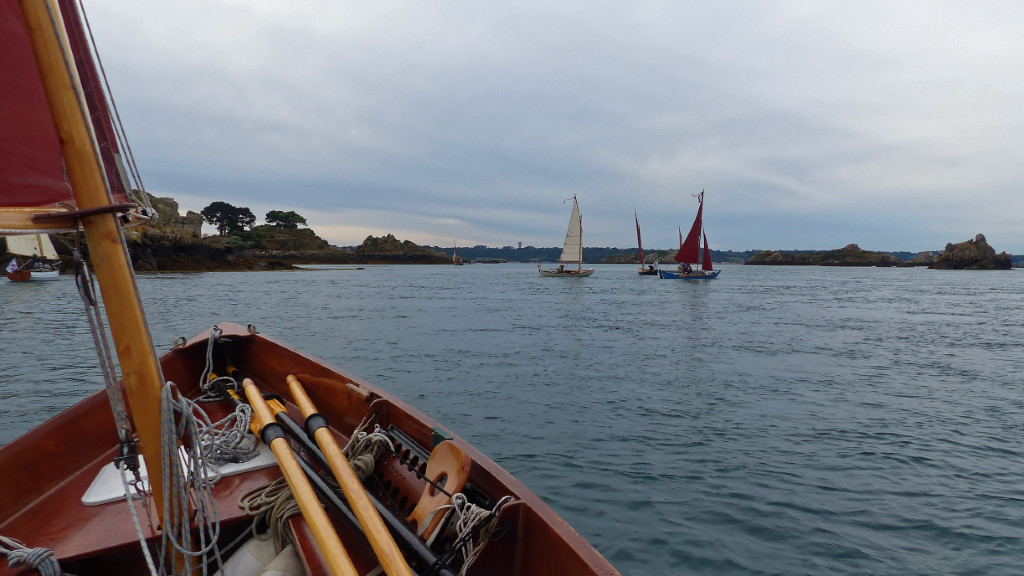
[84,1,1024,253]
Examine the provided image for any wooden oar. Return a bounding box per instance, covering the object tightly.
[242,378,360,576]
[221,367,452,574]
[287,374,416,576]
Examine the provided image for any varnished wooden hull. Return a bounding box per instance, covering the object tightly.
[0,322,619,576]
[5,269,60,281]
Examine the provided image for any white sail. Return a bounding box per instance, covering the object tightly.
[558,197,583,264]
[5,234,58,259]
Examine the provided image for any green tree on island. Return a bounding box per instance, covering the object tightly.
[200,201,256,235]
[265,210,307,229]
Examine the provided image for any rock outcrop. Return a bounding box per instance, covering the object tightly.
[905,252,938,266]
[745,244,904,266]
[352,234,450,264]
[928,234,1012,270]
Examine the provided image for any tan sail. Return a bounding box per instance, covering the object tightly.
[5,234,58,259]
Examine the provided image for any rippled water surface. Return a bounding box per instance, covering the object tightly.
[3,264,1024,575]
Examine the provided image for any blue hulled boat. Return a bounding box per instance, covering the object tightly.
[660,190,720,280]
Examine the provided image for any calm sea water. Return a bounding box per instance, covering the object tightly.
[3,263,1024,576]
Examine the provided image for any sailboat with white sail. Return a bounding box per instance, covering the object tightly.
[659,190,720,280]
[538,195,595,277]
[4,234,61,281]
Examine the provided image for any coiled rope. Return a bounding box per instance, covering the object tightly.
[0,536,65,576]
[238,478,301,554]
[344,418,394,481]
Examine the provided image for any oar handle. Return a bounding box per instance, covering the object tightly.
[287,375,417,576]
[242,378,360,576]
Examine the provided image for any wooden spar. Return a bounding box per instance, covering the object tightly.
[287,375,416,576]
[242,378,360,576]
[19,0,168,519]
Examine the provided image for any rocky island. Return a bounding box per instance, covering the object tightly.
[928,234,1012,270]
[3,194,451,272]
[745,235,1012,269]
[745,244,905,266]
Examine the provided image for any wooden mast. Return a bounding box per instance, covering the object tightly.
[20,0,169,520]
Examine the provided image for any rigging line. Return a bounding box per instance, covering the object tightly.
[74,249,132,442]
[72,0,152,209]
[159,382,226,575]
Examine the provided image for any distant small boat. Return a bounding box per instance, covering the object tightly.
[453,241,464,265]
[660,190,720,280]
[635,210,658,276]
[539,195,594,277]
[4,234,62,281]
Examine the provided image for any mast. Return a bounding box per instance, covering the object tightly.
[21,0,169,519]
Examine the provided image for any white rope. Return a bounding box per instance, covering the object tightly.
[0,535,65,576]
[238,478,300,555]
[345,423,394,481]
[197,325,230,401]
[117,463,160,576]
[159,383,224,576]
[197,402,259,467]
[450,494,515,576]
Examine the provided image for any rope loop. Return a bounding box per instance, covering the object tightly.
[0,536,64,576]
[346,424,394,481]
[238,477,300,554]
[449,494,515,576]
[197,324,234,401]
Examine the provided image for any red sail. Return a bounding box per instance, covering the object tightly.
[702,231,713,271]
[674,199,702,263]
[635,211,645,264]
[0,0,67,208]
[58,0,132,204]
[0,0,133,214]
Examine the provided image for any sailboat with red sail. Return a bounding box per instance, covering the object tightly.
[659,191,721,280]
[635,210,658,276]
